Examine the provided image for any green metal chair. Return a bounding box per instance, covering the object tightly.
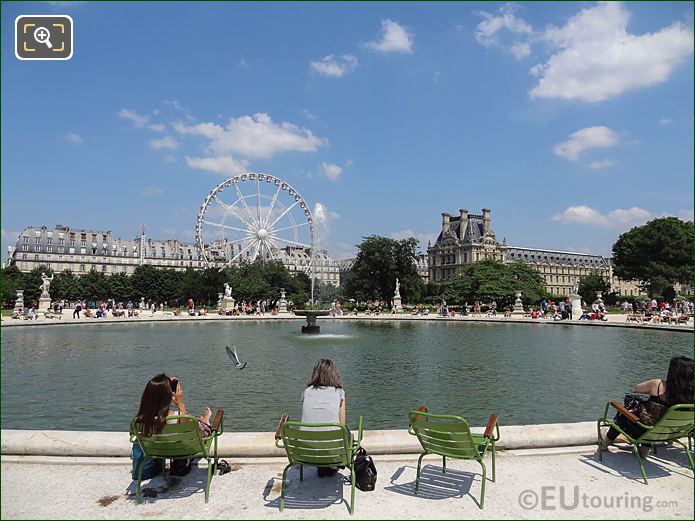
[597,401,694,484]
[407,407,499,508]
[274,414,363,515]
[129,409,224,503]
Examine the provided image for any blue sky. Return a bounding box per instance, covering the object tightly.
[2,1,693,261]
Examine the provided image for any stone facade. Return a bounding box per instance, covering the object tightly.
[427,209,507,282]
[7,225,340,286]
[427,209,654,297]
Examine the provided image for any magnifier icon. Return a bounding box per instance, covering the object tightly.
[33,26,53,49]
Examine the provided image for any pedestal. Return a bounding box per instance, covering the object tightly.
[393,296,402,312]
[301,315,320,334]
[220,297,236,312]
[570,294,583,320]
[13,290,25,313]
[38,295,51,314]
[512,292,524,315]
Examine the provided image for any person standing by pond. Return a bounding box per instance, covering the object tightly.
[301,359,346,477]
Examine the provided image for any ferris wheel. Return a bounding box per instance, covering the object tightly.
[195,173,315,271]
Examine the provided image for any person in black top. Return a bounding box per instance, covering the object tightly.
[600,356,693,456]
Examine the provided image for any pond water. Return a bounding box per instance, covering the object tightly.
[1,320,691,431]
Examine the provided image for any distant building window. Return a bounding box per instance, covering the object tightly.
[35,245,42,252]
[22,244,28,251]
[58,238,65,246]
[80,248,86,254]
[22,254,27,260]
[81,240,86,247]
[80,264,85,272]
[101,265,107,272]
[34,237,41,244]
[22,236,29,244]
[69,239,75,246]
[46,246,52,252]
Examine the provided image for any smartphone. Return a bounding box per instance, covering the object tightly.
[170,378,178,393]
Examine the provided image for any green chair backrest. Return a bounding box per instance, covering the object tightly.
[280,421,352,467]
[131,415,208,459]
[638,404,694,444]
[408,411,481,460]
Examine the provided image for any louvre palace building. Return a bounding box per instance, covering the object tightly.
[426,208,648,297]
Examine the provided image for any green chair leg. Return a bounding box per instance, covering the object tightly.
[415,453,426,494]
[205,460,213,503]
[479,461,487,509]
[299,465,303,482]
[442,456,446,473]
[135,457,148,504]
[674,439,695,472]
[279,464,292,512]
[350,464,356,515]
[632,445,648,484]
[596,421,604,463]
[491,441,496,482]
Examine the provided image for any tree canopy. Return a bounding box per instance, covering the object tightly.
[442,260,548,308]
[578,270,611,304]
[612,217,693,297]
[341,235,425,305]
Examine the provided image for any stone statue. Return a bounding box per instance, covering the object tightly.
[224,283,232,298]
[394,278,400,296]
[572,279,580,296]
[40,272,53,296]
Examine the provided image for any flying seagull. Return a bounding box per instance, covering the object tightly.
[225,345,247,370]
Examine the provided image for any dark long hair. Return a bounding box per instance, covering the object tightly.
[307,359,343,389]
[136,373,173,436]
[666,356,693,405]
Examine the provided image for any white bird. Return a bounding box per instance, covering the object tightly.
[225,345,247,370]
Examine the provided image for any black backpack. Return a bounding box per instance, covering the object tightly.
[353,447,377,491]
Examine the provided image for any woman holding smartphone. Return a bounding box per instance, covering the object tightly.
[135,373,212,437]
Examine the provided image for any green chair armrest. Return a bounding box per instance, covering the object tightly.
[483,414,499,441]
[275,413,289,448]
[604,401,652,431]
[211,409,224,435]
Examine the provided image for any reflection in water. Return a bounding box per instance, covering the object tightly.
[1,320,691,432]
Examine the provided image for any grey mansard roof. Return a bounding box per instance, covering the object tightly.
[506,246,610,268]
[434,214,485,245]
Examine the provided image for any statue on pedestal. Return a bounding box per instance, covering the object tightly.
[224,283,232,298]
[40,272,53,297]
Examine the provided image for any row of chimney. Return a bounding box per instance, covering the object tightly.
[441,208,491,239]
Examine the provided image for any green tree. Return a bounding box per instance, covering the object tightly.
[130,265,161,302]
[107,272,133,303]
[578,270,611,304]
[443,260,547,308]
[314,280,338,305]
[612,217,694,297]
[158,269,182,306]
[79,269,109,302]
[51,270,82,301]
[1,265,24,307]
[179,268,201,305]
[341,235,423,305]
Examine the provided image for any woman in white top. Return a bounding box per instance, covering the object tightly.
[301,359,346,477]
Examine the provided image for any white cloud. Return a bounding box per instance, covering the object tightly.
[363,19,414,54]
[175,113,326,159]
[118,108,165,131]
[310,54,358,77]
[551,205,653,228]
[320,162,343,181]
[475,3,533,59]
[587,158,615,170]
[303,108,316,120]
[659,117,672,126]
[678,209,694,221]
[390,229,438,251]
[185,155,249,176]
[345,159,353,167]
[530,2,694,102]
[553,126,619,161]
[149,136,178,150]
[65,132,82,144]
[141,187,163,196]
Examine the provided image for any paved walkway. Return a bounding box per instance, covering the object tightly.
[2,446,693,519]
[2,309,692,332]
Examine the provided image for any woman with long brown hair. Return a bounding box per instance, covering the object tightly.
[135,373,212,437]
[301,359,346,477]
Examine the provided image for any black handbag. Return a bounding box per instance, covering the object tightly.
[353,447,377,491]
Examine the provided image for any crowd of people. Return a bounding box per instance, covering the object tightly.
[622,298,693,324]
